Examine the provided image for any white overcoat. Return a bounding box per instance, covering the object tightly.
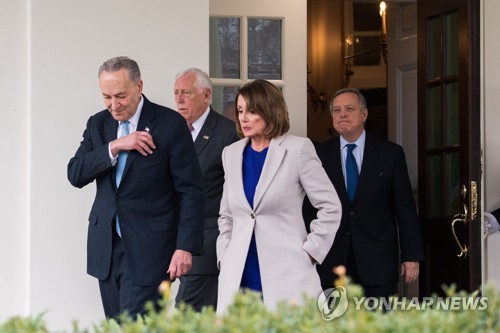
[216,134,342,313]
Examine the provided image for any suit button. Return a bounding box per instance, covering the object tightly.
[251,213,255,219]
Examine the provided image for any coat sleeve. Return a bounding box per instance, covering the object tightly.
[392,146,425,262]
[167,115,206,254]
[299,139,342,264]
[216,146,233,269]
[67,115,114,188]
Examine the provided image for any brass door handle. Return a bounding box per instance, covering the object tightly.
[451,204,468,258]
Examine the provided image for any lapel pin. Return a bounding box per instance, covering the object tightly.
[203,135,209,140]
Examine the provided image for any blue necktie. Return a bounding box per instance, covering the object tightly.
[115,121,130,236]
[346,144,359,202]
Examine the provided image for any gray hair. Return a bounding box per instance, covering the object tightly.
[98,56,141,83]
[329,87,367,116]
[175,67,213,103]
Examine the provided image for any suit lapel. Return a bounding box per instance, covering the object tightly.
[105,115,119,188]
[355,134,379,201]
[327,138,350,204]
[194,108,216,155]
[253,135,286,210]
[230,138,253,211]
[121,96,156,181]
[105,115,118,145]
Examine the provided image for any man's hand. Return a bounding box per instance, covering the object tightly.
[167,249,192,280]
[110,131,156,157]
[401,261,419,283]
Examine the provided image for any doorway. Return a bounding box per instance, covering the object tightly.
[307,0,482,296]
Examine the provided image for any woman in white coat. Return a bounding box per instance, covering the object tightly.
[216,79,342,313]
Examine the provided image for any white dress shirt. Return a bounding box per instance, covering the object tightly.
[340,130,366,188]
[190,106,210,141]
[109,96,144,164]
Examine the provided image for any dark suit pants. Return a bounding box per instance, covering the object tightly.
[98,227,161,319]
[175,274,218,311]
[346,242,397,299]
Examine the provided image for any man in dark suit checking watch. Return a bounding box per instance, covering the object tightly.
[68,56,204,319]
[304,88,424,298]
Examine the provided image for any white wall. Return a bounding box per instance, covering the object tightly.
[484,0,500,289]
[5,0,499,329]
[0,0,28,320]
[0,0,208,330]
[1,1,308,329]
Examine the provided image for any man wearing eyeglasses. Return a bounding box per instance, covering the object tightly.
[173,68,239,311]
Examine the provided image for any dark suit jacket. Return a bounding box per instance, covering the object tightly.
[189,108,239,275]
[491,208,500,222]
[304,133,424,289]
[67,95,205,286]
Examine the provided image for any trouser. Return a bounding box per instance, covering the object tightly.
[98,226,161,319]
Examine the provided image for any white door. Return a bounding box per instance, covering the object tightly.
[209,0,307,136]
[387,1,418,190]
[387,1,418,297]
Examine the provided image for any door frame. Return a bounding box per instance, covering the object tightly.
[417,0,481,295]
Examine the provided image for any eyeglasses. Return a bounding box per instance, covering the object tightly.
[174,89,193,99]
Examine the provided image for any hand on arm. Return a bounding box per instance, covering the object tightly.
[110,131,156,157]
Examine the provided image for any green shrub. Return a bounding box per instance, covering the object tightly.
[0,313,48,333]
[2,278,499,333]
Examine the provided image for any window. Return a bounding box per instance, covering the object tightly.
[343,0,386,88]
[209,17,283,120]
[348,2,383,67]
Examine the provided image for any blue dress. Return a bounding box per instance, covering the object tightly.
[240,143,268,292]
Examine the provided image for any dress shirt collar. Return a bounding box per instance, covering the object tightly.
[121,96,144,132]
[340,130,365,182]
[340,130,366,151]
[190,106,210,141]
